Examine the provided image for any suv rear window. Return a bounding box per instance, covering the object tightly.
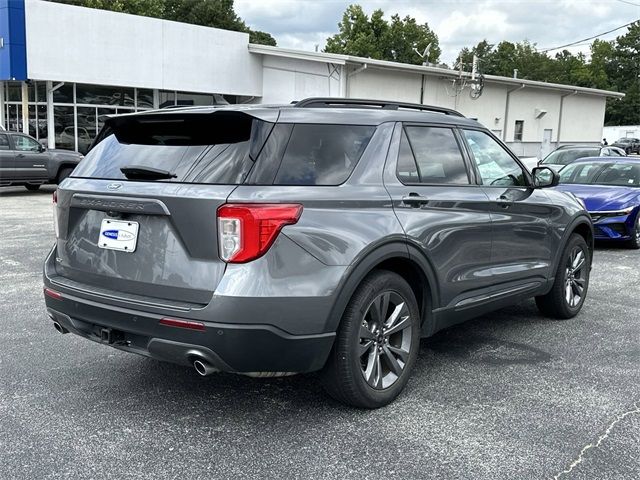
[273,124,375,185]
[73,114,374,186]
[72,112,272,185]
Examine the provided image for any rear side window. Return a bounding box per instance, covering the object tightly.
[72,113,272,185]
[559,162,603,184]
[0,134,9,150]
[273,124,375,185]
[396,126,470,185]
[595,163,640,187]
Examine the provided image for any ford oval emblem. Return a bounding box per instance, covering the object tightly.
[107,183,122,191]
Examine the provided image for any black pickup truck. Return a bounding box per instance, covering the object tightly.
[611,137,640,154]
[0,131,84,190]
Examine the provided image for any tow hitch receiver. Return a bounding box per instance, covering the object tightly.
[100,328,124,345]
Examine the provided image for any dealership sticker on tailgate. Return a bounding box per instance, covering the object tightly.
[98,219,139,252]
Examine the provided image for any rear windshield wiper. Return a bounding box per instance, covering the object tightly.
[120,165,177,180]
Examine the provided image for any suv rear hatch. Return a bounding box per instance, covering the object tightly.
[51,109,276,307]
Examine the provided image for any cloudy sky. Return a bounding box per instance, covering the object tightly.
[235,0,640,65]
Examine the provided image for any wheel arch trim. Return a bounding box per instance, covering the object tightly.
[325,241,439,333]
[552,214,594,279]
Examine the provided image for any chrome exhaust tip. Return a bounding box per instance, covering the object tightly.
[53,321,69,334]
[193,359,217,377]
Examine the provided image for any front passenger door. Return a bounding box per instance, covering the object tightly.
[12,134,48,180]
[384,123,494,310]
[0,133,14,183]
[461,129,554,285]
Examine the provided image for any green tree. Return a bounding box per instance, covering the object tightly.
[324,4,440,64]
[604,22,640,125]
[325,5,387,59]
[548,51,592,87]
[46,0,276,45]
[456,39,493,68]
[382,14,440,64]
[589,39,616,90]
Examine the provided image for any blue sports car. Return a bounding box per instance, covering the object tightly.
[556,157,640,248]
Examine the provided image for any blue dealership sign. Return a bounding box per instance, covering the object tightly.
[0,0,27,81]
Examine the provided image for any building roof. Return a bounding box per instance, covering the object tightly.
[249,44,625,99]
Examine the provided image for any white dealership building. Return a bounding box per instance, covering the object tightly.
[0,0,624,157]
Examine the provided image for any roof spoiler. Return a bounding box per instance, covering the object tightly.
[89,110,258,150]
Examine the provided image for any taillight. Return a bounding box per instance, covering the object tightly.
[52,190,59,238]
[217,204,303,263]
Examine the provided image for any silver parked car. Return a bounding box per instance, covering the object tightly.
[539,145,626,172]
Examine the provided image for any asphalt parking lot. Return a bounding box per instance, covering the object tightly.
[0,186,638,480]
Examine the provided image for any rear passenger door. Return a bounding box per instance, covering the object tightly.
[383,122,494,310]
[0,133,14,182]
[460,128,554,286]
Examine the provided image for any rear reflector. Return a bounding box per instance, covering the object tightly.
[159,317,206,331]
[217,204,303,263]
[52,190,59,238]
[44,288,63,300]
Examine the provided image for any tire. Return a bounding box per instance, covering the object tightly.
[627,214,640,249]
[56,167,74,185]
[535,234,590,319]
[321,270,421,408]
[24,184,40,191]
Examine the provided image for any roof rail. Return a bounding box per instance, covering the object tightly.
[294,97,464,117]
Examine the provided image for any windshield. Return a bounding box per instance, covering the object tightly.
[559,162,640,187]
[541,148,600,166]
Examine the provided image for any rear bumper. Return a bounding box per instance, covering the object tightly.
[45,292,335,373]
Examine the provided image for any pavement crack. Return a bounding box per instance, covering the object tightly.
[552,401,640,480]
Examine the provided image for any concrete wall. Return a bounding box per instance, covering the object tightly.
[260,56,340,103]
[346,67,607,158]
[560,94,607,142]
[23,0,262,95]
[603,125,640,141]
[347,67,421,103]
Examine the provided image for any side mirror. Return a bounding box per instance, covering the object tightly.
[532,166,559,188]
[38,143,46,152]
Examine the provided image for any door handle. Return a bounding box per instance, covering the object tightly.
[498,195,512,208]
[16,153,25,158]
[402,194,429,206]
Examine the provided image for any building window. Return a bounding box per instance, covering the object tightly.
[514,120,524,142]
[137,89,154,109]
[76,83,134,107]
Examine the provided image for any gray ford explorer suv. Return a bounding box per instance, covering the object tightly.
[43,98,593,408]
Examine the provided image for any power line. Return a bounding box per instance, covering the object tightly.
[538,19,639,53]
[617,0,640,7]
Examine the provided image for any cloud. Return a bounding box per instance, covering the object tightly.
[235,0,640,63]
